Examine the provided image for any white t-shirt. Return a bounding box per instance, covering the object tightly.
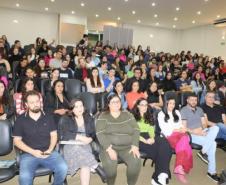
[158,110,182,137]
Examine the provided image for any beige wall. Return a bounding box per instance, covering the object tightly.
[0,8,58,46]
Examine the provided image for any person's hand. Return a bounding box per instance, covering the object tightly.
[146,138,155,145]
[179,127,187,133]
[31,150,46,158]
[129,145,140,158]
[106,146,117,161]
[55,109,67,115]
[77,135,92,145]
[42,149,52,158]
[0,114,7,120]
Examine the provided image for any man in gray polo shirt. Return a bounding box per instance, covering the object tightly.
[180,94,220,182]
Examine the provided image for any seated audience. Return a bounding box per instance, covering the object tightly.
[59,59,74,79]
[161,72,177,92]
[34,58,49,79]
[201,91,226,141]
[104,68,119,92]
[96,94,141,185]
[146,82,163,110]
[14,78,43,115]
[60,98,107,184]
[181,94,220,182]
[0,80,14,120]
[191,72,206,95]
[44,79,70,124]
[175,70,192,92]
[74,57,90,82]
[132,98,172,185]
[43,68,60,95]
[158,98,193,183]
[109,80,127,110]
[13,90,68,185]
[126,79,146,110]
[86,67,105,105]
[49,50,63,69]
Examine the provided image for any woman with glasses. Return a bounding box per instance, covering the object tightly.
[96,94,141,185]
[132,98,172,185]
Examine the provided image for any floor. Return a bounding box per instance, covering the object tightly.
[1,148,226,185]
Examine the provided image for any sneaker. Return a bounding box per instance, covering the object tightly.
[151,179,160,185]
[197,151,209,164]
[158,173,168,185]
[207,173,220,182]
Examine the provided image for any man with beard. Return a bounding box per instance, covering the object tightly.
[13,90,67,185]
[180,93,220,182]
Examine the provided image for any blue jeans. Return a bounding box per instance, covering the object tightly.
[191,126,219,174]
[19,151,68,185]
[216,123,226,140]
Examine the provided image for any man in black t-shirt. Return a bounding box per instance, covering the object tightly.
[13,90,67,185]
[201,91,226,141]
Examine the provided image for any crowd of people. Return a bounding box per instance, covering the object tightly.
[0,34,226,185]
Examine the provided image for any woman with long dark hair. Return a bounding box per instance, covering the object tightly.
[126,79,146,110]
[14,78,43,115]
[0,80,14,120]
[109,80,127,110]
[44,79,70,124]
[191,72,206,95]
[158,98,193,183]
[161,72,177,92]
[146,82,163,110]
[96,94,141,185]
[132,98,172,185]
[60,98,106,184]
[86,67,105,107]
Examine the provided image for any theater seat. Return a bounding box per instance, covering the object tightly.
[65,79,82,101]
[0,120,17,183]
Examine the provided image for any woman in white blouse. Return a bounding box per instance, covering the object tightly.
[86,67,105,108]
[158,98,193,184]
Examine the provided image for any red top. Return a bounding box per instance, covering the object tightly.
[126,92,145,110]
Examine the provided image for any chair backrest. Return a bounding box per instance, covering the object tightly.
[99,92,109,112]
[14,79,21,93]
[180,91,197,107]
[66,46,73,54]
[40,79,50,97]
[65,79,82,101]
[0,120,13,156]
[164,91,180,109]
[77,92,97,115]
[12,61,20,82]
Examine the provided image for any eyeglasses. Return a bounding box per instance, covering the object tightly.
[110,100,121,105]
[139,103,148,107]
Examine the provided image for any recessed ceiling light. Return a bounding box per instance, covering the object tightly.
[174,17,178,21]
[95,14,99,17]
[117,17,121,20]
[222,36,225,40]
[45,7,49,11]
[152,2,156,6]
[50,0,55,2]
[155,22,159,26]
[173,25,176,28]
[16,3,20,7]
[80,2,85,7]
[108,7,112,11]
[217,15,221,18]
[149,34,154,38]
[176,7,180,11]
[137,19,141,23]
[71,11,75,14]
[124,0,128,2]
[132,10,136,15]
[204,0,209,2]
[192,20,196,24]
[13,20,18,23]
[154,14,158,18]
[197,11,201,15]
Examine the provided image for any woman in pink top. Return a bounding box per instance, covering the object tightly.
[126,80,146,110]
[14,78,43,115]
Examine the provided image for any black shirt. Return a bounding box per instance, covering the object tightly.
[13,112,56,152]
[201,103,225,123]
